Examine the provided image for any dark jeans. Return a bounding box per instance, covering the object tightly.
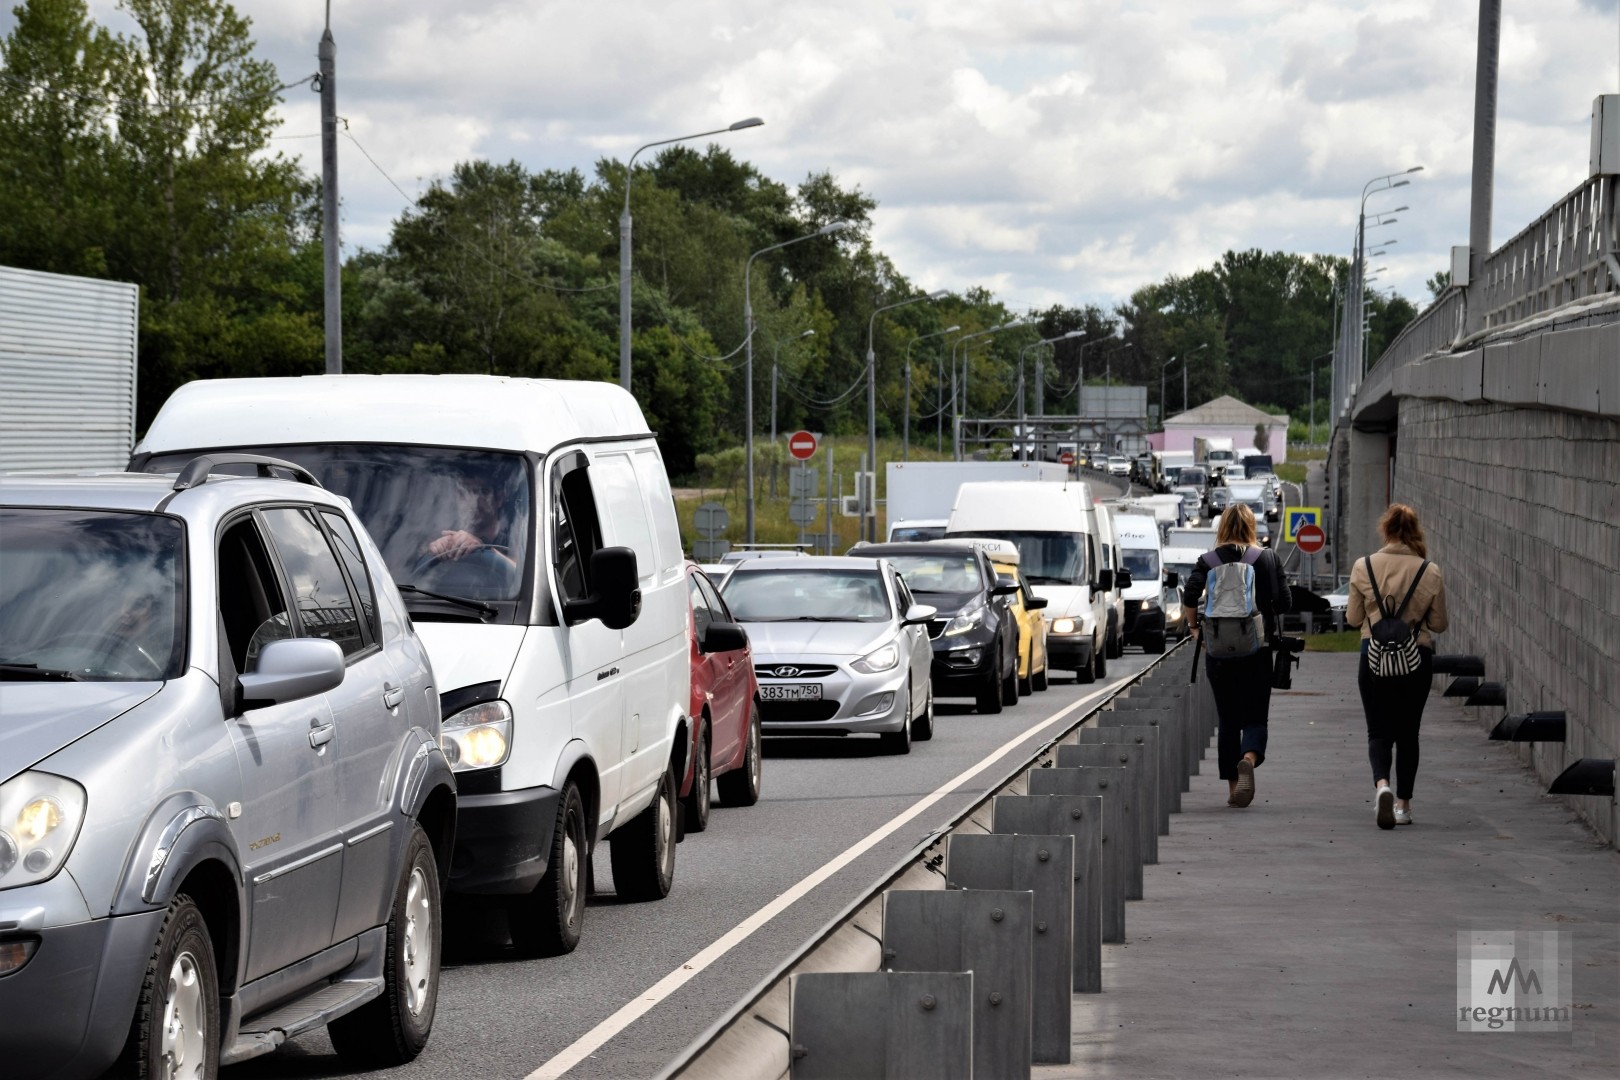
[1358,641,1434,800]
[1205,648,1272,780]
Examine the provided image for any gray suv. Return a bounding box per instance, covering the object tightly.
[0,457,455,1079]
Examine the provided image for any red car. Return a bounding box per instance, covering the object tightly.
[679,562,763,831]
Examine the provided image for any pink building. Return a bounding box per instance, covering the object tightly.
[1148,395,1290,463]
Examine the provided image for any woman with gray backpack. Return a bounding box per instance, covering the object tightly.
[1346,504,1449,829]
[1183,504,1291,808]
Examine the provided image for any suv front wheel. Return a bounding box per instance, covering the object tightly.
[329,823,441,1065]
[120,894,219,1080]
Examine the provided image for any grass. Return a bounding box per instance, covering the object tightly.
[1275,463,1307,484]
[1304,630,1362,652]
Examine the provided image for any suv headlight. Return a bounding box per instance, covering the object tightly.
[943,602,985,637]
[0,772,87,889]
[852,642,900,674]
[441,700,513,771]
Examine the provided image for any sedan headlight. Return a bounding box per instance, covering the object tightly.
[441,699,513,772]
[943,602,985,637]
[0,772,86,889]
[851,642,900,674]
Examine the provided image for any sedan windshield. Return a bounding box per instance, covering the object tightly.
[950,531,1085,587]
[881,554,983,595]
[143,444,531,604]
[723,569,891,622]
[0,508,186,681]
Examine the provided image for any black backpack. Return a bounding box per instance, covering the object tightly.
[1364,556,1429,677]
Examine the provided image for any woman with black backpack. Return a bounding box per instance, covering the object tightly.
[1347,504,1449,829]
[1183,504,1290,808]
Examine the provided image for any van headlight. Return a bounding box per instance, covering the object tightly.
[441,700,513,771]
[1050,617,1077,635]
[0,772,86,889]
[852,642,900,674]
[943,602,985,637]
[1140,598,1160,612]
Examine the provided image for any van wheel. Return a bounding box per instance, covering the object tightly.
[1107,627,1123,660]
[1076,647,1097,684]
[330,823,440,1065]
[509,781,587,956]
[1095,639,1108,678]
[717,704,763,806]
[611,767,677,901]
[681,725,711,834]
[119,893,220,1080]
[910,680,935,742]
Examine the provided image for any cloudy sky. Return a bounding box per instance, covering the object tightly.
[71,1,1620,310]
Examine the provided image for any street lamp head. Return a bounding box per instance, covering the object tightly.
[799,329,816,339]
[944,324,962,334]
[1406,165,1425,174]
[1390,179,1410,189]
[926,288,950,300]
[817,220,852,236]
[1062,330,1085,339]
[729,117,765,131]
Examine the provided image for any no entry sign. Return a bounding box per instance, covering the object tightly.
[1058,451,1075,465]
[1295,523,1326,553]
[788,430,818,461]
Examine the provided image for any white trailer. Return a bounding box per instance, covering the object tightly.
[1,266,139,473]
[884,459,1070,541]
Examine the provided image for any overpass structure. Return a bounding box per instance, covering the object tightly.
[1330,163,1620,844]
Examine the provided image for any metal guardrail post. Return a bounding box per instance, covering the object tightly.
[1058,742,1157,869]
[1102,701,1183,819]
[1125,684,1200,782]
[991,793,1104,994]
[789,971,973,1080]
[1025,769,1127,943]
[1081,725,1168,840]
[883,889,1034,1079]
[945,833,1075,1064]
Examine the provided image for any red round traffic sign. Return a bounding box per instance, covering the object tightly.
[1058,451,1075,465]
[788,430,818,461]
[1296,523,1326,553]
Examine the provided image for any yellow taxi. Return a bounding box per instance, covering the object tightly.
[960,538,1050,693]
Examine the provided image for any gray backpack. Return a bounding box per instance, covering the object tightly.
[1201,546,1265,659]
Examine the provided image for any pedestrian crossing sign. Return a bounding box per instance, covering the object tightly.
[1284,507,1322,544]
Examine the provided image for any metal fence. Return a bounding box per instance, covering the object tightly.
[1478,174,1620,330]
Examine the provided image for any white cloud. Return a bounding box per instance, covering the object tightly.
[32,1,1620,309]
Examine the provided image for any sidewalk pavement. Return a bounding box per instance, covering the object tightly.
[1052,651,1620,1080]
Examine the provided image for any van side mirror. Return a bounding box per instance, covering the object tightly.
[701,620,749,654]
[1114,569,1132,590]
[1164,571,1180,589]
[564,546,642,629]
[1095,569,1114,592]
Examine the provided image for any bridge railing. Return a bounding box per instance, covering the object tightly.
[1479,173,1619,330]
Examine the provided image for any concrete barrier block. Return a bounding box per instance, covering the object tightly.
[1483,336,1542,406]
[1538,323,1620,418]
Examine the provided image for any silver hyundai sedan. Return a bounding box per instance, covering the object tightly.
[720,557,936,754]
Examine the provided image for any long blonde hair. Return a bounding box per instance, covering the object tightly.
[1216,503,1257,547]
[1379,503,1427,557]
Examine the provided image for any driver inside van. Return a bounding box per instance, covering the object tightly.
[416,469,521,595]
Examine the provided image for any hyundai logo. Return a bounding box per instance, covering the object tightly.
[772,666,802,678]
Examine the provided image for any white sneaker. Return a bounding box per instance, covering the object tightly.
[1376,786,1395,830]
[1394,806,1413,825]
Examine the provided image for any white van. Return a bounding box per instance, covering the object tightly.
[945,480,1117,683]
[132,375,693,956]
[1111,512,1181,652]
[1089,498,1125,660]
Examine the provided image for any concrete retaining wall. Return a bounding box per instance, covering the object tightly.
[1395,396,1620,842]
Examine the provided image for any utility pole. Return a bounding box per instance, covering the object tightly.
[1466,0,1502,334]
[319,9,340,374]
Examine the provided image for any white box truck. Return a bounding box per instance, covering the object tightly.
[1192,435,1235,469]
[885,460,1069,542]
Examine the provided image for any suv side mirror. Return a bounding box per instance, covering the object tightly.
[992,574,1019,597]
[701,620,749,654]
[1095,569,1114,592]
[1114,568,1133,590]
[565,546,642,629]
[239,638,345,709]
[1163,571,1181,589]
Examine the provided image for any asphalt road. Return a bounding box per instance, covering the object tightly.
[234,651,1158,1080]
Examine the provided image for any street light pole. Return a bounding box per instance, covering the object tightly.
[950,321,1027,460]
[866,289,948,540]
[620,117,763,391]
[745,221,849,545]
[903,325,959,461]
[1340,167,1421,422]
[1019,330,1082,458]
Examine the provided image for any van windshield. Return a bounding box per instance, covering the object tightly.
[950,531,1086,587]
[141,444,531,605]
[1121,549,1160,581]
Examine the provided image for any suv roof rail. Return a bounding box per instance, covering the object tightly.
[171,453,323,492]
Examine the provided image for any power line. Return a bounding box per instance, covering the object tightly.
[0,69,317,111]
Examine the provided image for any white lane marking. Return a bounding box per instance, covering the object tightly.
[527,679,1118,1079]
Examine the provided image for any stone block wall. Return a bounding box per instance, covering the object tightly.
[1396,397,1620,842]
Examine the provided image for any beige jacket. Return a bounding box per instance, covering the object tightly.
[1346,543,1449,649]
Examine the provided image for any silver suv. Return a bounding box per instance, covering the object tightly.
[0,456,455,1079]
